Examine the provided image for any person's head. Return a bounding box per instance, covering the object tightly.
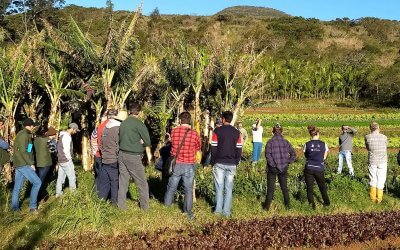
[236,121,243,129]
[107,109,118,119]
[272,123,283,135]
[23,118,37,132]
[128,103,141,116]
[307,125,319,138]
[178,111,191,125]
[370,122,379,132]
[341,125,348,133]
[45,126,57,139]
[67,123,80,135]
[221,111,233,124]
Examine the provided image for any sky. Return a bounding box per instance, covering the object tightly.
[64,0,400,21]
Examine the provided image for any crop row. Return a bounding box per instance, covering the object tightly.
[47,211,400,248]
[243,113,400,123]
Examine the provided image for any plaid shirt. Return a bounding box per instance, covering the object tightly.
[171,125,201,164]
[265,134,296,172]
[365,131,387,165]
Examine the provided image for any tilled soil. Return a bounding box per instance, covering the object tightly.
[42,211,400,249]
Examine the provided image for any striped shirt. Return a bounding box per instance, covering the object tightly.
[365,132,387,165]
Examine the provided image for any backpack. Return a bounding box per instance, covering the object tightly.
[397,150,400,166]
[0,148,10,166]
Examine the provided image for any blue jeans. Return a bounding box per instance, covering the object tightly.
[98,163,119,204]
[338,151,354,176]
[252,142,263,162]
[164,164,195,216]
[213,163,237,217]
[12,166,42,210]
[56,161,76,197]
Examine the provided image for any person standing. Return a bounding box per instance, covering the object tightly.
[92,110,115,192]
[34,126,57,201]
[236,121,248,146]
[0,119,10,187]
[164,112,201,220]
[303,125,330,209]
[99,110,127,204]
[365,122,388,203]
[251,119,263,165]
[56,123,80,197]
[211,111,242,217]
[264,124,296,210]
[118,103,152,210]
[11,118,41,212]
[337,125,357,177]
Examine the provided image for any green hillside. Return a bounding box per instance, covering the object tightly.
[215,6,290,18]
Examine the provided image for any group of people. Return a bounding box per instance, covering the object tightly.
[258,121,390,211]
[0,104,395,217]
[6,118,80,212]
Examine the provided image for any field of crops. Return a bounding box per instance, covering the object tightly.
[241,109,400,149]
[1,105,400,248]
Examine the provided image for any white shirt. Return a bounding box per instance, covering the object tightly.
[252,125,263,143]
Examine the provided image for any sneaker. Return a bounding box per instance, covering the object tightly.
[188,213,195,220]
[29,208,38,213]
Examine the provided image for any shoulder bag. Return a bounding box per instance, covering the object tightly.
[165,128,190,176]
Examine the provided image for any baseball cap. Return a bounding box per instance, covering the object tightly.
[23,118,38,127]
[69,123,81,132]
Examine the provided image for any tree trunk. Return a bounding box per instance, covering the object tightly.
[81,113,91,171]
[49,99,60,130]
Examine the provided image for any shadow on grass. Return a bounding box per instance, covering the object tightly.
[4,199,54,249]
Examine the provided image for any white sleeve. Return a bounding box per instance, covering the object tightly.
[303,144,307,153]
[63,134,72,161]
[325,143,329,153]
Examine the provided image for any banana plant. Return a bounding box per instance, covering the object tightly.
[35,68,85,130]
[0,48,25,144]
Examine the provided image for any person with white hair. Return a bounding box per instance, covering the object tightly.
[365,122,388,203]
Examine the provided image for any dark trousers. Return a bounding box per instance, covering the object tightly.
[36,166,51,200]
[98,162,119,204]
[94,156,102,193]
[265,167,290,210]
[304,169,330,207]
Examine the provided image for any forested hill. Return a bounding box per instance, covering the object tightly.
[1,5,400,105]
[215,6,290,18]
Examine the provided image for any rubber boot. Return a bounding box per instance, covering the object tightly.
[369,187,377,203]
[377,189,384,203]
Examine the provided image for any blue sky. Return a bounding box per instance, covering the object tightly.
[64,0,400,21]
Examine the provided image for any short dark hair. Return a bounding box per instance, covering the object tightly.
[179,112,191,124]
[128,103,141,115]
[273,123,283,134]
[307,125,319,137]
[222,111,233,123]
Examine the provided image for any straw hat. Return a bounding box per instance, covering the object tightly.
[115,110,128,121]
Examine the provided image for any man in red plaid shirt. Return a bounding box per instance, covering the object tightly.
[164,112,201,220]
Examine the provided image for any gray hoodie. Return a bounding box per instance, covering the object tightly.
[101,119,121,165]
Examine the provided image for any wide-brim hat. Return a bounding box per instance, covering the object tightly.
[45,126,57,136]
[115,110,128,121]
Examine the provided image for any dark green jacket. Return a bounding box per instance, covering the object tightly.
[0,149,10,166]
[13,129,35,167]
[34,136,52,168]
[119,116,151,155]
